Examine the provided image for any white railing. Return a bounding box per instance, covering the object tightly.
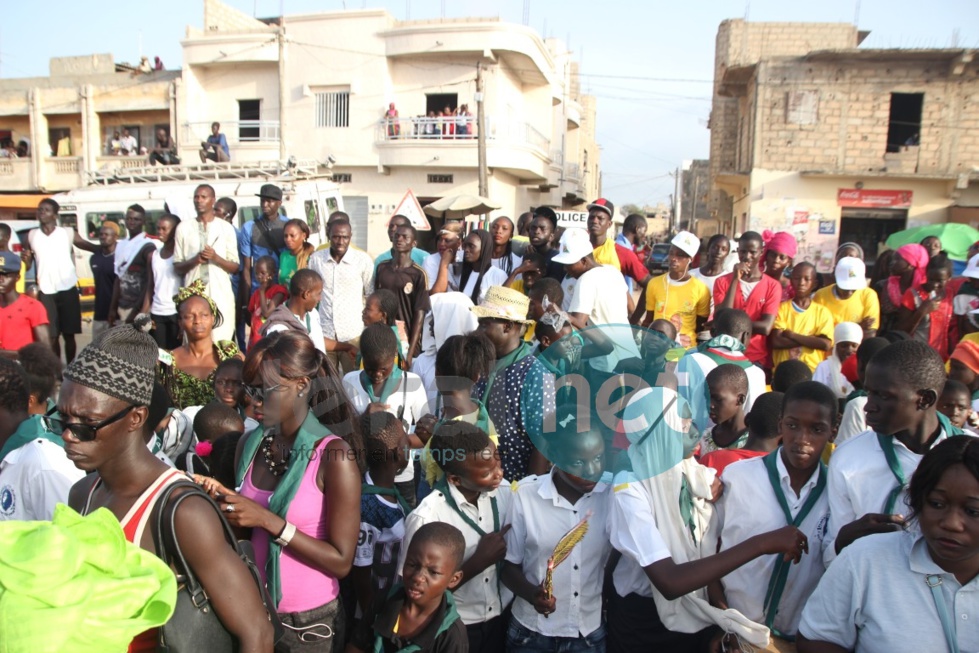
[181,120,281,145]
[0,160,13,175]
[51,157,81,173]
[97,156,149,170]
[565,162,581,181]
[550,149,564,167]
[377,116,550,155]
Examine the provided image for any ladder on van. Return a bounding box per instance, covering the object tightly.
[84,159,324,185]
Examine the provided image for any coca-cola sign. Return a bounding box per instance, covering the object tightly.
[837,189,913,208]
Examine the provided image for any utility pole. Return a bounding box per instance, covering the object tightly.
[476,62,488,198]
[672,166,682,236]
[278,23,287,161]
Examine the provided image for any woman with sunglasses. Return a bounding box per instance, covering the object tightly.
[58,324,274,652]
[201,330,364,652]
[158,279,242,409]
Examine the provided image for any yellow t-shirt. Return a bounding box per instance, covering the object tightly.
[812,285,880,330]
[772,300,836,371]
[645,274,710,347]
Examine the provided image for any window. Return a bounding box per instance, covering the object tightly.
[426,94,458,116]
[85,212,124,240]
[886,93,923,153]
[304,200,321,232]
[786,90,819,125]
[428,174,454,184]
[333,173,352,183]
[238,99,261,141]
[314,88,350,128]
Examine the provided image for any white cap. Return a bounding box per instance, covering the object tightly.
[670,230,700,259]
[835,257,867,290]
[552,228,594,264]
[964,254,979,280]
[834,321,863,345]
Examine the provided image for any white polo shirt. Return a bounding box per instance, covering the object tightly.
[717,452,829,636]
[399,480,513,625]
[608,470,672,598]
[800,530,979,652]
[0,439,86,521]
[505,470,611,638]
[824,426,960,567]
[836,396,868,445]
[342,370,430,484]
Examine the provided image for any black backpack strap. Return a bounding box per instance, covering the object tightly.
[253,218,282,257]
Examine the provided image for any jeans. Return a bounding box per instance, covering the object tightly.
[506,619,606,653]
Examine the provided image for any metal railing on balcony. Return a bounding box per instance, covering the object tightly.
[565,162,581,182]
[182,121,281,145]
[377,116,550,156]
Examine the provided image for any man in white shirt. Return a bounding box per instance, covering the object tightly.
[309,217,372,371]
[553,228,641,375]
[824,339,966,567]
[119,128,138,155]
[111,203,159,324]
[172,184,240,343]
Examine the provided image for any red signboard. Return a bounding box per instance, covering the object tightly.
[837,189,913,209]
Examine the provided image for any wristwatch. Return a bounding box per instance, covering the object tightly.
[274,521,297,547]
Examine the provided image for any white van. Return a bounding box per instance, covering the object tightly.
[50,161,344,309]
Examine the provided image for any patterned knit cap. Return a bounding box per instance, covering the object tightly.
[63,324,158,406]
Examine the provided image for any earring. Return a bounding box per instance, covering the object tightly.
[298,391,304,397]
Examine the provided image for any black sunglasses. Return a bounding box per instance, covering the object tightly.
[44,405,135,442]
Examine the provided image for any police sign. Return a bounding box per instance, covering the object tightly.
[555,211,588,229]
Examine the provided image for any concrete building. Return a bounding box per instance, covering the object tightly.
[179,0,600,253]
[709,19,979,272]
[679,159,712,236]
[0,55,179,219]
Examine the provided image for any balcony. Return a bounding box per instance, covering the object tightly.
[376,116,551,181]
[44,157,82,191]
[180,121,280,163]
[0,158,33,190]
[95,156,150,173]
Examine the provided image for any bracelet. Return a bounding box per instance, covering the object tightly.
[274,521,297,547]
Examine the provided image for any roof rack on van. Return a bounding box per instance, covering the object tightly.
[84,159,325,185]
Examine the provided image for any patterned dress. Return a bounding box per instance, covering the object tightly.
[159,340,241,409]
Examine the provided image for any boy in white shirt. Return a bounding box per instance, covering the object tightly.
[711,381,838,646]
[823,339,964,567]
[342,324,429,507]
[400,421,512,653]
[502,405,611,650]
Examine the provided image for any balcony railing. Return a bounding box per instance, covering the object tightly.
[181,120,281,145]
[377,116,550,157]
[96,156,150,170]
[565,162,581,182]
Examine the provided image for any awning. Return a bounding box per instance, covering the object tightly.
[0,194,49,209]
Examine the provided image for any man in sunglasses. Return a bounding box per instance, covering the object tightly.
[55,323,274,651]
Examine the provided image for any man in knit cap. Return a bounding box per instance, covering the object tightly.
[55,322,274,651]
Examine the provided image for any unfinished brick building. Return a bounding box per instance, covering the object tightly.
[709,19,979,272]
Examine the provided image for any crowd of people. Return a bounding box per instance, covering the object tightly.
[0,189,977,653]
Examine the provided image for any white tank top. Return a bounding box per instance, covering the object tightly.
[150,248,181,315]
[29,226,77,293]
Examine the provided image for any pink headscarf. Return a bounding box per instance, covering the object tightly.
[887,243,930,306]
[762,230,798,259]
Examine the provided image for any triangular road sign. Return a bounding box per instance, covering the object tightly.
[390,189,431,231]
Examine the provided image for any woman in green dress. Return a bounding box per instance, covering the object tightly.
[159,279,243,408]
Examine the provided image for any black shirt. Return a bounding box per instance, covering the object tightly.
[90,250,116,320]
[375,261,431,337]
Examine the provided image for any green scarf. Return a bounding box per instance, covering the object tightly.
[482,341,532,403]
[678,475,697,544]
[371,584,460,653]
[236,410,332,609]
[761,450,827,641]
[0,415,63,461]
[698,333,746,354]
[361,366,404,405]
[845,388,868,405]
[877,413,963,515]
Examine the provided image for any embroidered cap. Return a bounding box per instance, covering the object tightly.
[470,285,534,325]
[835,256,867,290]
[0,251,20,274]
[670,230,700,259]
[63,323,158,406]
[552,228,594,265]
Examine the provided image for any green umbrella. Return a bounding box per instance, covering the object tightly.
[885,223,979,261]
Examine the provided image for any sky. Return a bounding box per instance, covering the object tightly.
[3,0,977,208]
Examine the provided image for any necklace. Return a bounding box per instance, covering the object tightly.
[261,433,289,477]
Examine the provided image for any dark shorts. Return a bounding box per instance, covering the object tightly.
[40,287,82,336]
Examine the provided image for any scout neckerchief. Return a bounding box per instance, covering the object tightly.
[434,394,490,435]
[482,341,531,404]
[845,388,867,405]
[434,476,502,587]
[878,413,962,515]
[761,449,827,641]
[362,483,411,516]
[236,411,330,608]
[361,366,404,405]
[678,476,698,543]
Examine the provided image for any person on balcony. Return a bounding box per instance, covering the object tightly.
[199,121,230,163]
[148,128,179,165]
[457,104,472,137]
[107,130,121,156]
[119,128,138,156]
[441,106,455,138]
[386,102,400,139]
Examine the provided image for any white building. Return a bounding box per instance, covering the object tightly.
[179,0,601,252]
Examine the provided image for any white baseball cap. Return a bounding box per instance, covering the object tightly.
[670,231,700,259]
[552,228,594,264]
[963,254,979,280]
[835,257,867,291]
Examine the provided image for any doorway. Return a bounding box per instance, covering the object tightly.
[839,208,908,274]
[426,94,458,116]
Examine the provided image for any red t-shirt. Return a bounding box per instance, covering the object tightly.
[615,244,650,284]
[901,287,954,360]
[699,448,767,476]
[0,294,49,351]
[712,273,782,365]
[248,284,288,347]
